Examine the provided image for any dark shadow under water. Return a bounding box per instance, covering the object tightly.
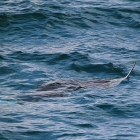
[16,62,136,102]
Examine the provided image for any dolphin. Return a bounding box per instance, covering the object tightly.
[36,61,136,92]
[17,62,136,102]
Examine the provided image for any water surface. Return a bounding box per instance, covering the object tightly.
[0,0,140,139]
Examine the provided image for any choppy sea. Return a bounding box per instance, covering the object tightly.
[0,0,140,139]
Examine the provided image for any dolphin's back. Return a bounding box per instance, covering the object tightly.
[36,62,136,91]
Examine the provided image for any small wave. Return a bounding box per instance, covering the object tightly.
[0,13,12,28]
[8,51,125,76]
[0,66,16,75]
[69,62,123,75]
[1,2,139,34]
[96,103,135,118]
[8,51,89,63]
[0,55,5,60]
[128,19,140,28]
[75,123,94,128]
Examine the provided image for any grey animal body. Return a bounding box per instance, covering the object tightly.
[17,62,136,102]
[35,62,136,97]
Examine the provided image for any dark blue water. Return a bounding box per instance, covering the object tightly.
[0,0,140,139]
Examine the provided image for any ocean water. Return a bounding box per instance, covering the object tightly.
[0,0,140,139]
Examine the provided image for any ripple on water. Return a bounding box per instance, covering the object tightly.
[0,0,140,139]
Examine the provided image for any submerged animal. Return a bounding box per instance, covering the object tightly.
[18,62,136,101]
[36,62,136,95]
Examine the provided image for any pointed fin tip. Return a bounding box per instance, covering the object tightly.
[125,61,136,79]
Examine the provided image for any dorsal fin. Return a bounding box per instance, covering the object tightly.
[124,61,136,79]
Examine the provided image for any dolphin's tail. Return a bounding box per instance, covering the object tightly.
[124,61,136,79]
